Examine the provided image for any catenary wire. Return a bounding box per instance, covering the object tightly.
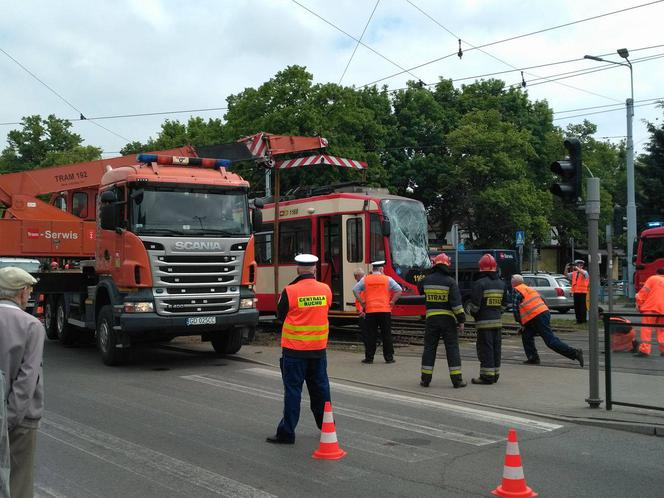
[339,0,381,84]
[361,0,664,87]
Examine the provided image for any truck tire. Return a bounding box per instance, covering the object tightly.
[96,305,129,366]
[43,297,58,340]
[55,297,77,346]
[211,328,243,355]
[557,308,570,314]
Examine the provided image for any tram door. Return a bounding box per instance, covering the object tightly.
[342,214,364,311]
[318,216,343,310]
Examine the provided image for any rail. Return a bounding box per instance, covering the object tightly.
[603,311,664,412]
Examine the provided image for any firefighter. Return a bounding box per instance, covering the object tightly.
[353,261,402,364]
[266,254,332,445]
[565,259,589,324]
[418,253,467,388]
[512,274,584,367]
[635,267,664,357]
[467,254,506,385]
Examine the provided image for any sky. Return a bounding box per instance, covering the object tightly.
[2,0,663,160]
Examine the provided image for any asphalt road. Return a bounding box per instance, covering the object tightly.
[36,340,664,497]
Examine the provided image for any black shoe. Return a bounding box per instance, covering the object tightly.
[361,358,373,364]
[266,435,294,445]
[420,380,430,387]
[471,377,493,385]
[452,380,467,388]
[523,358,540,365]
[576,349,584,368]
[385,358,395,364]
[493,374,500,384]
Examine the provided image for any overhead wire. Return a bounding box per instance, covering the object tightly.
[0,47,132,143]
[339,0,381,84]
[361,0,664,87]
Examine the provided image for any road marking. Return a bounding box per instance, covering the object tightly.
[40,412,277,498]
[182,375,502,446]
[34,486,68,498]
[241,367,563,433]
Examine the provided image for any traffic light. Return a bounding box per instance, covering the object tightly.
[550,137,582,202]
[613,205,626,236]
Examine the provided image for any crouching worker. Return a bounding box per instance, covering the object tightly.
[600,310,637,353]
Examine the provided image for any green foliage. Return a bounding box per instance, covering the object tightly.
[636,103,664,226]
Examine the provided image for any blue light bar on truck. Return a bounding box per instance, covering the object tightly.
[137,154,232,169]
[646,221,663,228]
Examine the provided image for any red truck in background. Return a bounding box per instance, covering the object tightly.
[634,223,664,292]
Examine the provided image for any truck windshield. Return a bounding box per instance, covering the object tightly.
[130,187,249,236]
[381,199,430,270]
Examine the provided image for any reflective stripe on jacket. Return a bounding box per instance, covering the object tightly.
[364,273,391,313]
[281,279,332,350]
[571,270,589,293]
[636,274,664,313]
[420,269,465,323]
[514,284,548,324]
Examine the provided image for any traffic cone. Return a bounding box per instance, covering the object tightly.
[492,429,537,498]
[312,401,347,460]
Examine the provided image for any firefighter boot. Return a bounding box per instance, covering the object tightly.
[471,376,494,385]
[420,373,432,388]
[451,374,467,389]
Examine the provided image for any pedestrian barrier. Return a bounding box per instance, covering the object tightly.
[491,428,537,498]
[604,311,664,412]
[312,401,347,460]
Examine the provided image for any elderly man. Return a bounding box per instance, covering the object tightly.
[0,267,45,498]
[512,274,584,367]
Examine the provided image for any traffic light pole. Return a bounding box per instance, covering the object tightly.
[586,177,602,409]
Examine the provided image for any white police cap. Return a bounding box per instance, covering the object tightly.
[371,260,386,268]
[0,266,38,290]
[295,254,319,266]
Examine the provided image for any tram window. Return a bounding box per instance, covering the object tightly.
[347,218,363,263]
[54,195,67,212]
[255,226,273,265]
[279,219,312,263]
[72,192,88,218]
[369,214,385,262]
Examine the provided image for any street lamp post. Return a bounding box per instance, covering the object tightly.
[584,49,635,298]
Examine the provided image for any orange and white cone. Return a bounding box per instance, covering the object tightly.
[312,401,347,460]
[492,429,537,498]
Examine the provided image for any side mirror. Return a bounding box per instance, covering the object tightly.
[130,189,144,205]
[100,190,117,204]
[381,219,391,237]
[253,198,265,209]
[100,204,117,231]
[252,208,263,233]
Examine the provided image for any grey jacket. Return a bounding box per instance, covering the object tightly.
[0,299,45,430]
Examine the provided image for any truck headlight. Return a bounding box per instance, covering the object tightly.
[240,298,257,309]
[123,302,154,313]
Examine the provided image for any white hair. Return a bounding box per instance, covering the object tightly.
[0,287,21,299]
[353,268,365,277]
[511,274,524,285]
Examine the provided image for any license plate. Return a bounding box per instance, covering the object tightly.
[186,316,216,326]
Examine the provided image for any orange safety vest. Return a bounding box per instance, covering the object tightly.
[514,283,549,324]
[364,273,391,313]
[355,290,365,313]
[281,278,332,351]
[636,274,664,313]
[571,270,589,293]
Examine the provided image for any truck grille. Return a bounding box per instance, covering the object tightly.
[145,243,245,316]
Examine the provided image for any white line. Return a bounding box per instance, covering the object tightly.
[34,486,68,498]
[40,412,276,498]
[182,375,502,446]
[241,367,563,433]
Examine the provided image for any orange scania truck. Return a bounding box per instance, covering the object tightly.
[0,145,263,364]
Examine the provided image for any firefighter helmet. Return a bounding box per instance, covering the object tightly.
[479,254,497,271]
[432,253,451,267]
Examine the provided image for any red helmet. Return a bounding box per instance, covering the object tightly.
[479,254,497,271]
[432,253,451,267]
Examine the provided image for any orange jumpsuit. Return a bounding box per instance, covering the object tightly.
[609,317,636,352]
[635,274,664,356]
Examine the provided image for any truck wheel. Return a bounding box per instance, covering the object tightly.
[96,305,129,366]
[55,298,77,346]
[211,328,243,355]
[43,297,58,340]
[557,308,570,314]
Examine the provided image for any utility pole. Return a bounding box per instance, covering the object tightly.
[607,224,613,313]
[586,178,602,408]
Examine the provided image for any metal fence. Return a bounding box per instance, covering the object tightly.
[603,311,664,411]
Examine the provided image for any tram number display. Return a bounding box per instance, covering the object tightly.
[279,208,299,217]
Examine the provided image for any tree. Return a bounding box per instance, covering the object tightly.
[636,103,664,225]
[1,115,100,172]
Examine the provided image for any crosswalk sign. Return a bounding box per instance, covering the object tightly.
[516,231,525,246]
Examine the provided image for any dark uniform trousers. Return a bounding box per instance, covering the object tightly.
[476,328,502,381]
[421,315,462,384]
[365,312,394,360]
[573,293,587,323]
[522,311,578,361]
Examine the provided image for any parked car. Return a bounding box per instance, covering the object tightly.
[0,258,41,315]
[522,272,573,313]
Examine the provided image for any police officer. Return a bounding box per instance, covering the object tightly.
[267,254,332,445]
[565,259,589,324]
[467,254,506,385]
[353,261,402,364]
[419,253,467,388]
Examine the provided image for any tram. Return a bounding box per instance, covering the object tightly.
[253,184,430,318]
